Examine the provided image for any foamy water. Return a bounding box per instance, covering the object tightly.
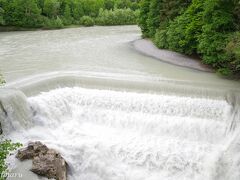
[1,26,240,180]
[4,87,239,180]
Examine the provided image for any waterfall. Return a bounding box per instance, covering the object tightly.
[211,94,240,180]
[0,89,33,134]
[2,86,240,180]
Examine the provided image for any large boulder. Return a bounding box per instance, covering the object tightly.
[16,141,67,180]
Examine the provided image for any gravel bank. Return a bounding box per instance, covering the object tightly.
[133,39,213,72]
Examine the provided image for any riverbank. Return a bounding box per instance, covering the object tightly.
[0,25,86,32]
[0,23,138,32]
[133,39,213,72]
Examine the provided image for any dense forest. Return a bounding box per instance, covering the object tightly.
[138,0,240,77]
[0,0,140,28]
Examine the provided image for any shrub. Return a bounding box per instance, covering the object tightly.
[0,7,4,25]
[0,140,22,180]
[43,16,64,29]
[164,0,204,55]
[96,8,137,25]
[2,0,43,28]
[154,29,168,49]
[224,32,240,76]
[146,0,161,37]
[197,0,236,74]
[138,0,191,38]
[79,16,95,26]
[138,0,150,37]
[62,4,73,26]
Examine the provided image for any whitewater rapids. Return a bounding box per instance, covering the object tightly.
[1,86,239,180]
[1,26,240,180]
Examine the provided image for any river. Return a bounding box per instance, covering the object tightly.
[0,26,240,180]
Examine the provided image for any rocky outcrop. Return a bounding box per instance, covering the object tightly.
[16,141,67,180]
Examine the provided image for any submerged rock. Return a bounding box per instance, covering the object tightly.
[16,141,67,180]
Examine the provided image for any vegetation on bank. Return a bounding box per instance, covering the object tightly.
[0,0,140,29]
[138,0,240,77]
[0,140,22,180]
[0,78,21,180]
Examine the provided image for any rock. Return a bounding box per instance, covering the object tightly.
[31,149,67,180]
[16,141,67,180]
[16,141,48,160]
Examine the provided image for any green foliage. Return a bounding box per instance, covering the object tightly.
[72,1,84,20]
[154,29,168,49]
[0,0,140,28]
[197,0,237,75]
[81,0,104,17]
[0,140,22,179]
[114,0,131,9]
[96,8,137,25]
[104,0,115,10]
[62,4,73,25]
[224,32,240,75]
[139,0,240,77]
[138,0,150,37]
[79,15,94,26]
[2,0,42,27]
[146,0,161,37]
[0,7,4,25]
[164,0,204,54]
[43,0,61,18]
[138,0,191,38]
[43,16,64,28]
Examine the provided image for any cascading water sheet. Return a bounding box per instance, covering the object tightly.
[6,87,237,180]
[1,26,240,180]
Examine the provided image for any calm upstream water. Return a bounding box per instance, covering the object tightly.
[0,26,240,180]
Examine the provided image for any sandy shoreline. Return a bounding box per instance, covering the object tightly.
[133,39,213,72]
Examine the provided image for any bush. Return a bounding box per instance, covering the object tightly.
[79,16,95,26]
[197,0,236,75]
[139,0,240,78]
[154,29,168,49]
[224,32,240,76]
[62,4,73,26]
[0,0,140,29]
[138,0,191,38]
[138,0,150,37]
[43,16,64,29]
[164,0,204,55]
[0,7,5,25]
[2,0,43,28]
[146,0,161,37]
[0,140,22,180]
[96,8,137,25]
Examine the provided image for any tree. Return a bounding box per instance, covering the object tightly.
[37,0,45,13]
[63,4,72,25]
[0,7,4,25]
[115,0,131,9]
[3,0,42,27]
[164,0,204,54]
[0,0,140,28]
[146,0,161,37]
[43,0,60,18]
[72,0,84,20]
[81,0,104,17]
[197,0,237,75]
[104,0,115,10]
[138,0,150,37]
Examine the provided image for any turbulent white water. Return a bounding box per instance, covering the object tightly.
[1,26,240,180]
[1,86,238,180]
